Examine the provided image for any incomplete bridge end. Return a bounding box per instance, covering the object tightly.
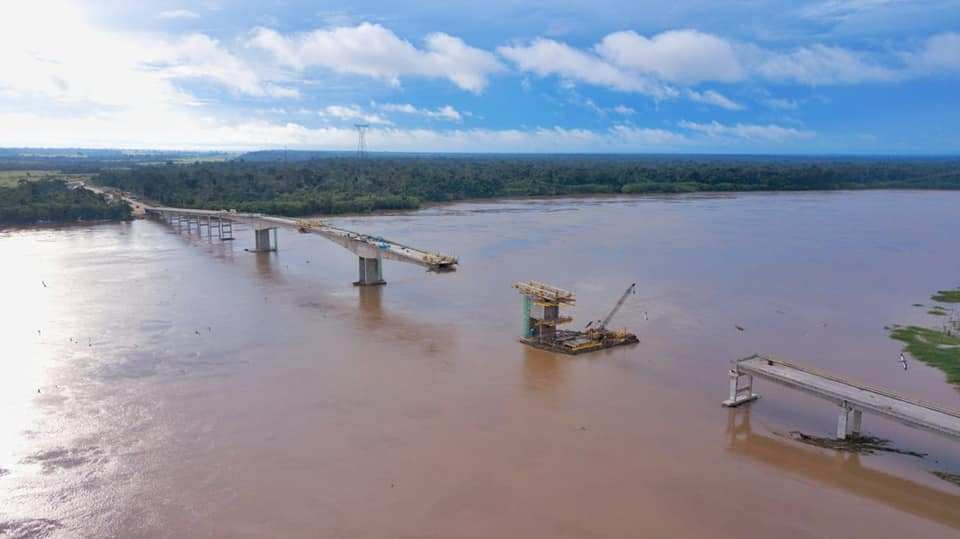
[424,253,458,272]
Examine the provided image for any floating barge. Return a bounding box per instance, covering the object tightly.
[513,280,638,355]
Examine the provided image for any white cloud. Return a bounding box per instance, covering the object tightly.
[0,1,294,108]
[747,43,899,85]
[679,120,814,142]
[0,106,696,152]
[497,38,675,98]
[378,103,464,121]
[906,32,960,73]
[686,89,743,110]
[263,83,300,99]
[501,29,960,95]
[610,125,688,146]
[596,30,745,84]
[612,105,636,115]
[248,23,504,93]
[432,105,463,122]
[318,105,392,125]
[155,34,297,98]
[159,9,201,20]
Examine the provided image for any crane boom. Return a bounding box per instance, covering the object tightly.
[599,283,636,329]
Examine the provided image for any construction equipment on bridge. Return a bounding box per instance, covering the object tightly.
[513,280,638,355]
[296,218,323,232]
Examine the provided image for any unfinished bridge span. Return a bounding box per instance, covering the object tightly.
[144,205,458,285]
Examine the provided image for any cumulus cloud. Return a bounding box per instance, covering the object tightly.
[248,23,504,93]
[612,105,636,115]
[596,30,745,84]
[378,103,464,121]
[679,120,814,142]
[500,28,960,95]
[155,34,298,98]
[497,38,675,98]
[686,89,743,110]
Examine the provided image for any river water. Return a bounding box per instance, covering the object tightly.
[1,190,959,538]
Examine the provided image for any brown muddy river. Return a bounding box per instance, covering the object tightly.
[2,191,959,538]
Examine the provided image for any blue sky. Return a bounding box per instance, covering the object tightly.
[1,0,958,153]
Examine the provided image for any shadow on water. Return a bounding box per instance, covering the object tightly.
[726,408,960,530]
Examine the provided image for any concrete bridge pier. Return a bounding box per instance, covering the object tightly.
[354,255,386,286]
[837,401,863,440]
[723,369,759,407]
[252,227,278,252]
[219,219,234,240]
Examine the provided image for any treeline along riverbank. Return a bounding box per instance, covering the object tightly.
[96,155,960,217]
[0,179,132,225]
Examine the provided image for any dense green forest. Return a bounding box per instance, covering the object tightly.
[96,156,960,217]
[0,179,132,225]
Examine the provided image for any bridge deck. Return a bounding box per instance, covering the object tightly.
[728,354,960,440]
[144,206,457,271]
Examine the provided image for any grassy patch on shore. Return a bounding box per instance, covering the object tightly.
[889,325,960,385]
[0,170,48,187]
[0,170,91,188]
[932,289,960,303]
[928,307,948,316]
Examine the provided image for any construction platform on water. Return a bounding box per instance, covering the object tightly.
[513,280,639,355]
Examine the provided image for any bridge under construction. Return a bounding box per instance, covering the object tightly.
[141,205,457,286]
[724,354,960,442]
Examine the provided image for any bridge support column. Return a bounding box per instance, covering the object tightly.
[354,256,385,286]
[722,369,758,407]
[852,409,863,435]
[252,228,277,252]
[220,219,234,241]
[837,403,863,440]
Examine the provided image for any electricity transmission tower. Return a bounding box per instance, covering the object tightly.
[354,124,369,158]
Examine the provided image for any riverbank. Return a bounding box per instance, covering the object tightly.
[0,179,132,226]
